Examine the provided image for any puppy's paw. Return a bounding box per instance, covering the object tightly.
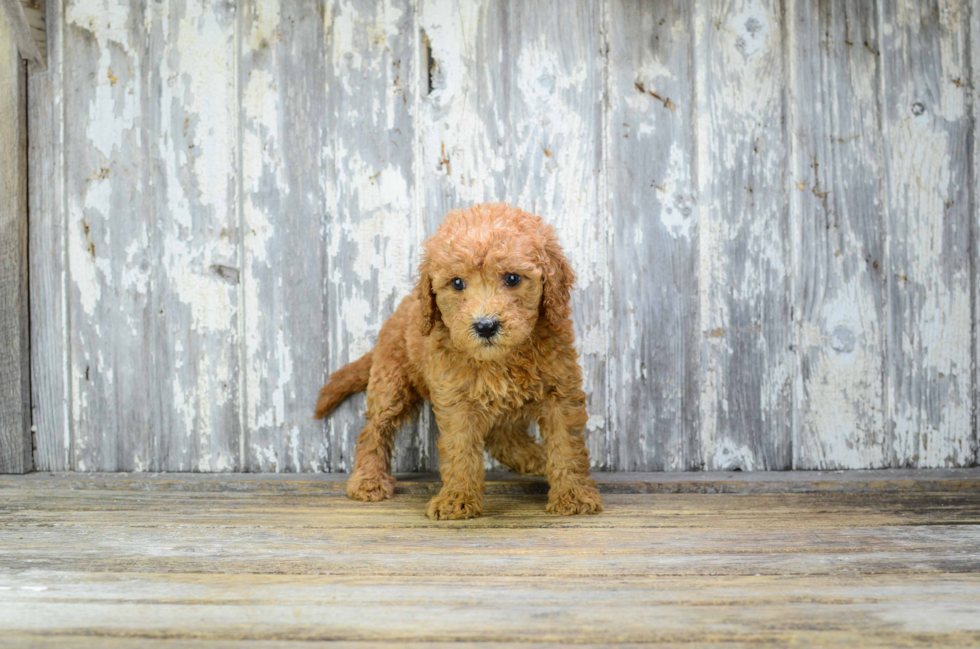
[347,471,395,502]
[547,483,603,516]
[426,489,483,520]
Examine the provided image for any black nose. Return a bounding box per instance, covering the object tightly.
[473,318,500,339]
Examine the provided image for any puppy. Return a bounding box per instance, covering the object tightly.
[314,203,602,519]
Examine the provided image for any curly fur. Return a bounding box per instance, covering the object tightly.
[314,203,602,519]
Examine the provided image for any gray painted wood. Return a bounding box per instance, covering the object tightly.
[607,0,701,471]
[28,0,68,471]
[17,0,46,66]
[0,8,32,474]
[973,0,980,468]
[64,0,152,471]
[24,0,980,472]
[789,0,888,469]
[881,0,974,467]
[63,0,242,471]
[144,0,242,471]
[419,0,606,468]
[695,0,794,470]
[324,0,423,474]
[239,0,325,472]
[239,0,420,473]
[0,0,44,67]
[2,474,980,648]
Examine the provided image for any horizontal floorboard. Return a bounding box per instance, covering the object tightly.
[4,468,979,494]
[1,473,979,646]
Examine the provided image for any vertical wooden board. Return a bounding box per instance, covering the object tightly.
[64,0,154,470]
[142,0,241,470]
[241,0,417,473]
[695,0,793,471]
[0,8,32,473]
[64,0,240,471]
[788,0,887,469]
[606,0,700,471]
[323,0,421,473]
[881,0,973,467]
[29,0,70,471]
[419,0,606,467]
[973,0,980,466]
[240,0,329,472]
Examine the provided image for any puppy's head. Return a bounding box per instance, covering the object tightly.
[415,203,574,361]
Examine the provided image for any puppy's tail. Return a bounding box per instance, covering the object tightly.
[314,351,373,419]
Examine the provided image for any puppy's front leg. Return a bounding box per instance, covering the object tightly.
[538,393,603,515]
[426,405,488,520]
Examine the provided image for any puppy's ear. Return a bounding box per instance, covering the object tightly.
[415,257,438,336]
[541,232,575,329]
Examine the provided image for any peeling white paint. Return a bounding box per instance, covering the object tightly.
[711,440,757,472]
[36,0,980,473]
[884,0,973,468]
[657,142,695,240]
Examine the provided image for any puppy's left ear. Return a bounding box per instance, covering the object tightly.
[541,230,575,329]
[415,257,438,336]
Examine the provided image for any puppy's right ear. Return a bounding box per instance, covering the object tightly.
[415,257,438,336]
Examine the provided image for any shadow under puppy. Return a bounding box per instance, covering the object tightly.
[314,203,602,520]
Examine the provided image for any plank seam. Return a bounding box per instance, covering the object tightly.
[599,0,611,470]
[411,0,430,471]
[688,2,703,472]
[786,0,799,471]
[875,0,892,467]
[872,0,888,469]
[23,48,33,473]
[235,0,246,472]
[970,0,979,467]
[779,0,794,470]
[58,0,71,471]
[689,0,703,471]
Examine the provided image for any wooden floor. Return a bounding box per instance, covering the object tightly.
[1,470,979,648]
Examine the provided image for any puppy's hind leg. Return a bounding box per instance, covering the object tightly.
[347,360,418,502]
[486,419,546,476]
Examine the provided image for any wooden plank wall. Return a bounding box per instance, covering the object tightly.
[0,6,33,473]
[27,0,68,472]
[24,0,980,472]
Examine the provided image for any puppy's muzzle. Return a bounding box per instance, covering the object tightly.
[472,318,501,340]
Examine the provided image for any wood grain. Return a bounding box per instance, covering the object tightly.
[17,0,45,67]
[607,0,700,471]
[62,0,242,471]
[239,0,422,473]
[0,0,44,67]
[0,7,32,474]
[881,0,974,467]
[973,0,980,467]
[2,467,978,495]
[239,0,330,472]
[28,0,69,471]
[789,0,888,468]
[0,474,979,646]
[695,0,793,470]
[24,0,980,472]
[145,0,241,471]
[419,0,606,469]
[64,0,153,470]
[323,0,423,473]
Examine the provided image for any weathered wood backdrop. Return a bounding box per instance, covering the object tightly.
[19,0,980,472]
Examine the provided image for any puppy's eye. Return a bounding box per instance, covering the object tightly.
[451,278,465,291]
[504,273,522,287]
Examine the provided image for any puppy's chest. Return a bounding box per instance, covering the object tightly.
[438,363,545,413]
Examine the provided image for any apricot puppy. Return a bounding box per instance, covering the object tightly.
[314,203,602,519]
